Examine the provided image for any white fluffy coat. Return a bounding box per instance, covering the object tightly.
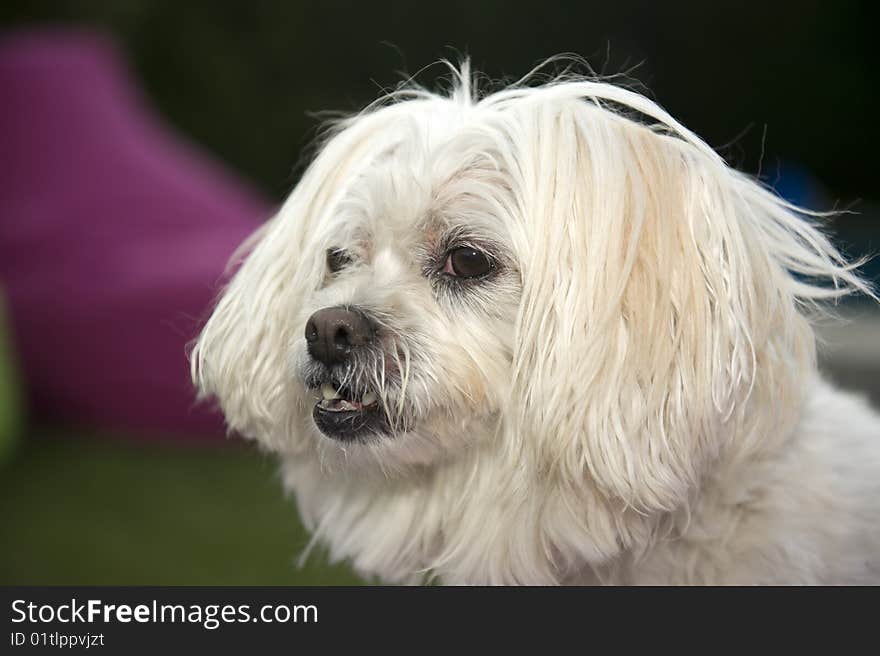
[191,64,880,584]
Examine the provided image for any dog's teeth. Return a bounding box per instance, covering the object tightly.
[321,384,341,400]
[362,391,378,406]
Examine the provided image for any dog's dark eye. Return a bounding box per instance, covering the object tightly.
[326,248,352,273]
[443,247,494,278]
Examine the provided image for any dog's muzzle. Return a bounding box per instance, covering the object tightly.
[304,306,388,441]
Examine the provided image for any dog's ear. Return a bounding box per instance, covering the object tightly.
[506,93,869,513]
[190,111,401,443]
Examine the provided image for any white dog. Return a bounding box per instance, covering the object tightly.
[191,63,880,584]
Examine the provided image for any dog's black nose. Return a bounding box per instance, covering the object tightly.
[305,306,374,366]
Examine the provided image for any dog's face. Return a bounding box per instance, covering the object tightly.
[290,143,523,467]
[192,72,865,526]
[193,89,537,472]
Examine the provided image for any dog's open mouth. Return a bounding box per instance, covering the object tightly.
[317,384,379,412]
[312,383,387,441]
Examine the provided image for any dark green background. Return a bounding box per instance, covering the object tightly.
[0,432,362,584]
[3,1,878,203]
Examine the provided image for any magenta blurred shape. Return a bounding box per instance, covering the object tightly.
[0,29,272,440]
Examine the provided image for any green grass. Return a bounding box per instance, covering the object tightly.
[0,290,24,466]
[0,430,363,585]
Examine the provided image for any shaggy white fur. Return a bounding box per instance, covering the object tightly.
[191,63,880,584]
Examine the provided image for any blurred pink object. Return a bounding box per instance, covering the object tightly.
[0,29,272,439]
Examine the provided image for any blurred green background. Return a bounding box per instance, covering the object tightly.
[3,1,878,204]
[0,432,361,585]
[1,0,877,585]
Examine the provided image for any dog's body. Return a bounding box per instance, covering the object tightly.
[278,376,880,585]
[192,65,880,584]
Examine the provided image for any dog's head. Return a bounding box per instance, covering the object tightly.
[192,66,869,516]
